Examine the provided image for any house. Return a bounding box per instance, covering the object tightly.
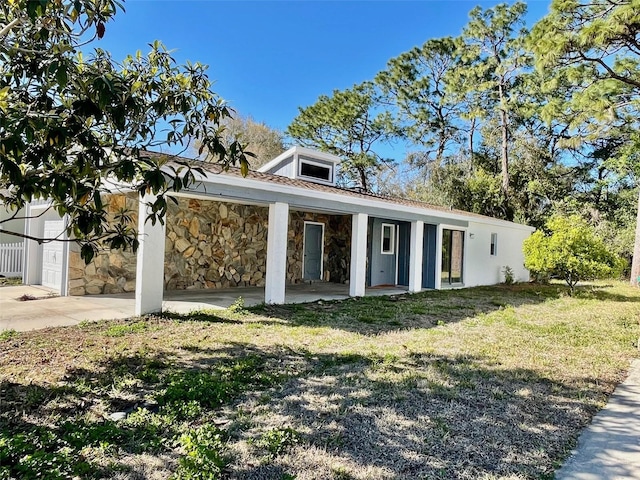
[22,146,534,313]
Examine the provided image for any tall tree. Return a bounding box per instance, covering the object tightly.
[451,2,530,195]
[194,114,286,170]
[287,82,397,191]
[0,0,250,262]
[530,0,640,285]
[375,37,463,171]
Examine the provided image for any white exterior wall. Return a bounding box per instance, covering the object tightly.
[463,221,532,287]
[265,155,294,178]
[0,205,25,244]
[23,204,69,294]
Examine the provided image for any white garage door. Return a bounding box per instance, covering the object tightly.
[42,220,64,291]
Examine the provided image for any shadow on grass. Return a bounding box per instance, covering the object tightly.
[237,283,567,335]
[0,343,300,479]
[206,343,619,480]
[573,284,640,303]
[217,344,620,480]
[0,335,616,479]
[157,309,243,324]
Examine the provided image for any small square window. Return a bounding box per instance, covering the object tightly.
[490,233,498,256]
[381,223,395,254]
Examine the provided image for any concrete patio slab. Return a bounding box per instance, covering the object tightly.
[0,283,407,332]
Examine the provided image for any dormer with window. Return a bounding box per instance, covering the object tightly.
[257,146,341,186]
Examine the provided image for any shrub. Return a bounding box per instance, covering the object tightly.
[502,266,515,285]
[523,215,621,294]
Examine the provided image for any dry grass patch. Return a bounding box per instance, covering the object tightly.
[1,281,638,479]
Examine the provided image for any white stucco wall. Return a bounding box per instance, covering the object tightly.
[463,221,533,287]
[0,205,25,244]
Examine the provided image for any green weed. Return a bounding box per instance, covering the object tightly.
[174,425,228,480]
[258,427,301,457]
[104,321,148,337]
[0,329,17,341]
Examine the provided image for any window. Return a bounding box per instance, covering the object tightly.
[381,223,395,254]
[441,229,464,284]
[490,233,498,256]
[299,159,332,182]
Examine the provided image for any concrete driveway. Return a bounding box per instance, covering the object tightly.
[0,283,407,332]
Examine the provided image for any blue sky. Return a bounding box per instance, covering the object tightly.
[94,0,552,157]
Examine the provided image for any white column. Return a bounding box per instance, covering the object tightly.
[265,202,289,304]
[59,215,70,297]
[135,194,166,315]
[435,224,443,290]
[23,203,37,285]
[349,213,368,297]
[408,220,424,293]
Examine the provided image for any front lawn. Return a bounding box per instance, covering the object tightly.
[1,282,638,479]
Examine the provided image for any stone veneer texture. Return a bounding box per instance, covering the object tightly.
[68,194,138,295]
[69,195,351,295]
[165,198,269,290]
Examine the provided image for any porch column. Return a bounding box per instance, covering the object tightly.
[265,202,289,304]
[435,224,443,290]
[59,215,70,297]
[23,203,37,285]
[135,194,166,315]
[349,213,368,297]
[408,220,424,293]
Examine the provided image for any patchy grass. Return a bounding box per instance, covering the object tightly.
[0,276,21,287]
[104,320,151,337]
[1,281,638,479]
[0,329,17,341]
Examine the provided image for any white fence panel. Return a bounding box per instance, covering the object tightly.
[0,242,23,277]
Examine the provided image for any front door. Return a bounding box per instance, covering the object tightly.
[370,219,397,286]
[42,220,64,291]
[422,224,437,289]
[303,222,324,280]
[397,222,410,286]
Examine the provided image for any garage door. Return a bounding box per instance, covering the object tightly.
[42,220,64,291]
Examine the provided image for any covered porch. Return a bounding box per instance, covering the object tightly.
[132,168,465,314]
[134,193,433,315]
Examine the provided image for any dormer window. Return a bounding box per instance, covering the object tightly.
[257,146,341,186]
[299,158,333,183]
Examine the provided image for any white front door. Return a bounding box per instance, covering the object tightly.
[42,220,64,291]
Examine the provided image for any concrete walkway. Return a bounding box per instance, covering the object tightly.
[0,283,406,332]
[555,358,640,480]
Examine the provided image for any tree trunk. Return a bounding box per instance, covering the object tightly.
[630,188,640,286]
[499,85,509,194]
[358,167,368,193]
[468,117,476,170]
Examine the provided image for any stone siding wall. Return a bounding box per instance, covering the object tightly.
[165,198,269,290]
[68,194,138,295]
[69,195,352,295]
[287,212,351,284]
